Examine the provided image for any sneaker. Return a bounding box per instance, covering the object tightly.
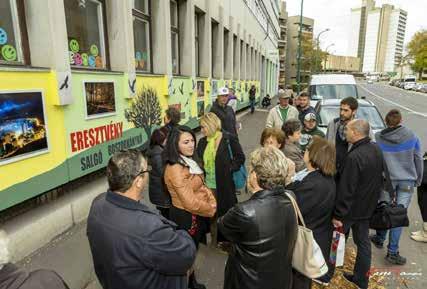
[411,232,427,242]
[369,235,384,249]
[342,273,361,289]
[385,252,407,265]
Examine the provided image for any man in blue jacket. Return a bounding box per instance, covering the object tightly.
[370,109,424,265]
[87,149,196,289]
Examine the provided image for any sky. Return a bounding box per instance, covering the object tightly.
[285,0,427,56]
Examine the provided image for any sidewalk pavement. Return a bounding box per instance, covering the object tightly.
[17,110,427,289]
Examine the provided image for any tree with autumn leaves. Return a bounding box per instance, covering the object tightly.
[407,29,427,79]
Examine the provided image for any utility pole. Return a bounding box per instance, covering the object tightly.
[296,0,304,95]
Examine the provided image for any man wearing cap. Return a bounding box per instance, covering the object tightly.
[265,89,299,129]
[300,112,325,151]
[211,87,238,135]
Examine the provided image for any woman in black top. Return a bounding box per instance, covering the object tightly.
[286,136,336,288]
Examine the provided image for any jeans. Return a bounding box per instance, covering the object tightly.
[375,180,414,254]
[249,98,255,113]
[344,219,371,289]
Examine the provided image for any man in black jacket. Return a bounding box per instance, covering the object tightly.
[219,147,297,289]
[332,119,385,289]
[210,87,238,135]
[87,150,196,289]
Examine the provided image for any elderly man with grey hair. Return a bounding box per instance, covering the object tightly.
[332,119,392,289]
[218,146,298,289]
[0,230,70,288]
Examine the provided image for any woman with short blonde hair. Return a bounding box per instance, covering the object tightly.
[219,146,298,289]
[197,112,245,249]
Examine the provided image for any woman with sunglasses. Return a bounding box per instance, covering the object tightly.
[164,126,216,289]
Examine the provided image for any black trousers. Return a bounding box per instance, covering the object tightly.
[344,219,371,289]
[156,206,170,219]
[417,185,427,222]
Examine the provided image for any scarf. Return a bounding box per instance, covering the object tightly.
[180,155,203,175]
[203,131,221,188]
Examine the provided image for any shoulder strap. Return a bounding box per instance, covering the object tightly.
[285,192,306,228]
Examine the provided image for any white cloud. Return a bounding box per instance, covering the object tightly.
[284,0,427,55]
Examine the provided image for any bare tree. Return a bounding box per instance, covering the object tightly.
[125,87,162,137]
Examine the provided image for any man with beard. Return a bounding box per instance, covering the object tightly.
[298,92,317,123]
[326,97,358,178]
[300,113,325,152]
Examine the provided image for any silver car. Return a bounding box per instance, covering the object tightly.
[314,99,386,138]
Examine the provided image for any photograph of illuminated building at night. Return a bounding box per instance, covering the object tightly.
[0,91,48,165]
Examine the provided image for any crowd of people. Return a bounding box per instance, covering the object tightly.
[1,86,426,289]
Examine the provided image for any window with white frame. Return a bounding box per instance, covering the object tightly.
[64,0,107,69]
[170,0,179,74]
[133,0,151,72]
[0,0,24,64]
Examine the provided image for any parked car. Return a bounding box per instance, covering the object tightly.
[314,99,386,139]
[419,84,427,93]
[308,74,359,107]
[413,83,424,91]
[389,79,400,86]
[403,76,417,90]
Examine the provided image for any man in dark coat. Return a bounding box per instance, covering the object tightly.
[332,119,387,289]
[218,147,297,289]
[87,150,196,289]
[210,87,238,135]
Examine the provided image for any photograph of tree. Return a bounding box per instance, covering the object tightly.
[84,82,116,118]
[0,91,49,165]
[125,87,162,137]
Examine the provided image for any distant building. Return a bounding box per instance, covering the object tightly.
[348,0,407,73]
[323,55,361,73]
[278,1,288,88]
[286,15,314,85]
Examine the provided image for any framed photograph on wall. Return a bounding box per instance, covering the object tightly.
[197,81,204,99]
[0,90,49,166]
[84,81,116,119]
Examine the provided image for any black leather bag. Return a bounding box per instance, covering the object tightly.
[369,201,409,230]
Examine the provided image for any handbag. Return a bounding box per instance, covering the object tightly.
[285,192,328,279]
[369,145,410,230]
[226,140,247,190]
[369,200,409,230]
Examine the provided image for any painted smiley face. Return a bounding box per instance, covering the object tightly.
[90,44,99,56]
[1,45,17,61]
[81,53,89,66]
[74,53,82,65]
[69,39,79,53]
[0,28,8,45]
[88,55,96,67]
[69,51,75,65]
[95,56,103,68]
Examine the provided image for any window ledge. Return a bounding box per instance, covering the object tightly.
[71,68,124,76]
[0,64,50,73]
[136,71,165,77]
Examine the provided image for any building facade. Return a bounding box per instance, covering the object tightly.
[323,55,361,73]
[348,0,407,73]
[278,1,288,88]
[285,15,314,86]
[0,0,280,211]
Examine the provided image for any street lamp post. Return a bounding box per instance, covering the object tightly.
[296,0,304,95]
[323,43,335,73]
[315,28,330,74]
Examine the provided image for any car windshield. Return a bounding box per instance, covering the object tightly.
[311,84,358,100]
[318,105,385,130]
[405,78,416,82]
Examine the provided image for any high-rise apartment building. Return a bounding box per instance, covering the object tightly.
[348,0,407,73]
